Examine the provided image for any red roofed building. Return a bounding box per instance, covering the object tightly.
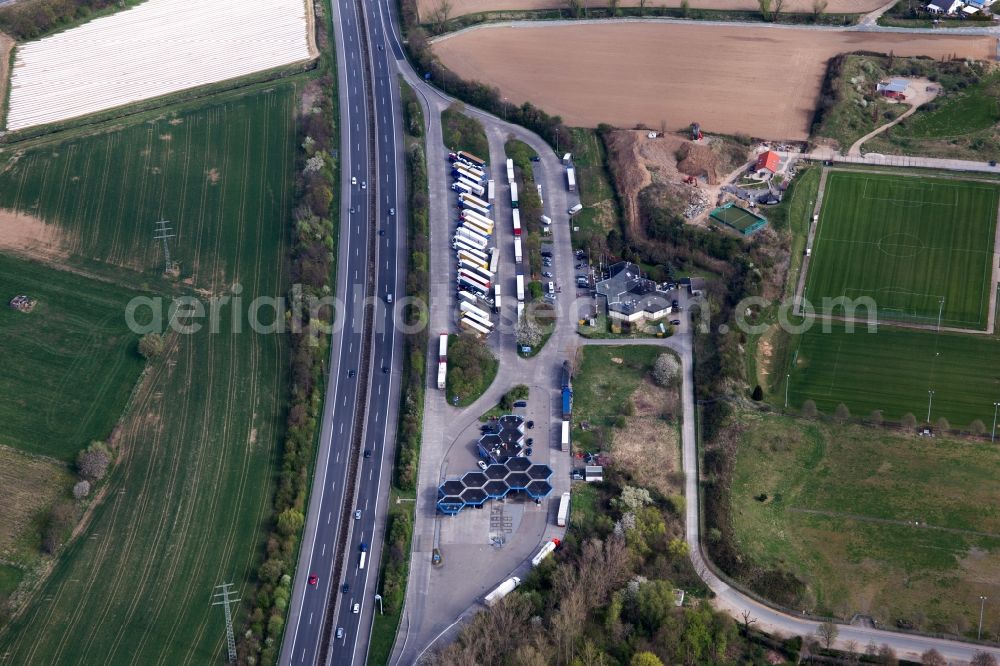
[755,150,780,174]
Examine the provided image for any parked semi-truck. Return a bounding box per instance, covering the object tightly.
[505,158,515,184]
[452,181,472,196]
[484,577,521,607]
[561,420,570,452]
[461,208,494,228]
[516,274,525,303]
[567,167,576,192]
[454,227,489,248]
[459,192,491,210]
[438,334,448,390]
[531,538,561,567]
[489,248,500,275]
[455,150,486,168]
[537,184,543,204]
[493,284,501,313]
[456,176,485,196]
[453,162,485,178]
[461,218,493,239]
[557,492,571,527]
[460,201,491,219]
[456,242,489,262]
[454,166,484,184]
[458,276,488,296]
[513,237,522,264]
[487,179,495,201]
[460,315,491,337]
[458,251,489,270]
[459,268,491,290]
[510,182,519,208]
[512,208,521,236]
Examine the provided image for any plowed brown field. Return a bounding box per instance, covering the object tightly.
[431,23,996,139]
[418,0,889,20]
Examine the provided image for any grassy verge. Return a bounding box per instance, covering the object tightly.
[441,103,489,163]
[568,127,620,254]
[446,333,498,407]
[0,84,298,665]
[479,385,530,421]
[368,77,428,666]
[731,409,1000,635]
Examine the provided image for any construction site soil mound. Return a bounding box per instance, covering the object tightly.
[418,0,888,20]
[431,23,996,140]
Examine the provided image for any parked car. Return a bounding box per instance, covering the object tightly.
[526,420,534,429]
[670,319,681,326]
[478,460,488,471]
[542,271,553,278]
[514,400,527,407]
[671,300,679,308]
[308,573,318,586]
[530,155,540,162]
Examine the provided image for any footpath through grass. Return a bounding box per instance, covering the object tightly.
[804,171,998,329]
[0,84,296,664]
[0,254,145,460]
[732,410,1000,634]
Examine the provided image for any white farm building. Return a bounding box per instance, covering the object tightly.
[5,0,316,131]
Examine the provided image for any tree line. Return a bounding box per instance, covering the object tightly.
[236,76,336,666]
[0,0,142,40]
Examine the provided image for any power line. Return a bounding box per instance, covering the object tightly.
[211,583,241,664]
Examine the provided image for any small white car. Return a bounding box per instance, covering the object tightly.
[387,293,393,303]
[351,176,357,186]
[477,460,488,471]
[353,603,360,614]
[355,509,362,520]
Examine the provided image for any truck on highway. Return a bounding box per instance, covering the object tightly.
[459,192,491,210]
[484,576,521,607]
[487,179,495,201]
[510,182,519,208]
[566,167,576,193]
[531,538,561,567]
[359,551,367,570]
[516,273,525,303]
[568,203,583,216]
[513,237,522,264]
[561,420,570,452]
[455,150,486,168]
[557,492,570,527]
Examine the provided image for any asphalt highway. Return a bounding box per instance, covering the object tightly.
[279,0,405,662]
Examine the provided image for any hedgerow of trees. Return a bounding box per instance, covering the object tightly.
[0,0,142,40]
[236,76,336,666]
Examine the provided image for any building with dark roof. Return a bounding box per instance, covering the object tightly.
[437,458,554,514]
[477,414,527,463]
[594,262,673,325]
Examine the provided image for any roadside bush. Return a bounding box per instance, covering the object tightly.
[138,332,165,360]
[0,0,141,40]
[76,441,111,482]
[72,480,91,499]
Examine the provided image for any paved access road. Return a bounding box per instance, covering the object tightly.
[279,0,405,663]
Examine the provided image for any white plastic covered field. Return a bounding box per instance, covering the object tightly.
[4,0,313,131]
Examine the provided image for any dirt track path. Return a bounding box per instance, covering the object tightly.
[848,78,937,156]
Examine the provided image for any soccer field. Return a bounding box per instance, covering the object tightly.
[788,324,1000,428]
[805,171,999,330]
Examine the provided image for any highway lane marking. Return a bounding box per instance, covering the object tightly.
[335,451,340,463]
[301,648,306,662]
[342,394,347,406]
[327,512,332,525]
[369,468,374,481]
[309,612,313,626]
[340,423,344,433]
[322,543,326,557]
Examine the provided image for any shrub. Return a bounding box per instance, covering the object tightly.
[76,441,111,482]
[801,400,818,419]
[72,480,91,499]
[653,353,681,388]
[138,332,165,359]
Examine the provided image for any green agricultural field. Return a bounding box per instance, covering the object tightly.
[731,410,1000,634]
[0,83,297,664]
[0,255,146,460]
[804,171,999,329]
[898,86,1000,139]
[787,323,1000,428]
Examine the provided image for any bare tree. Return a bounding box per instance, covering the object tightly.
[834,403,851,423]
[816,621,839,649]
[771,0,786,19]
[901,412,918,429]
[680,0,690,15]
[566,0,583,17]
[429,0,452,33]
[970,419,987,436]
[870,409,884,427]
[740,609,758,633]
[844,640,860,665]
[920,649,947,666]
[639,0,648,14]
[608,0,620,15]
[877,644,899,666]
[77,442,111,482]
[812,0,828,19]
[972,652,999,666]
[802,399,818,418]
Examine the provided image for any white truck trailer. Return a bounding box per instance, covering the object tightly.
[484,577,521,607]
[566,167,576,193]
[513,237,522,264]
[505,158,515,184]
[437,334,448,390]
[531,539,560,567]
[561,420,570,452]
[510,181,519,208]
[512,208,521,236]
[557,492,571,527]
[459,192,491,210]
[487,179,495,201]
[516,274,525,303]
